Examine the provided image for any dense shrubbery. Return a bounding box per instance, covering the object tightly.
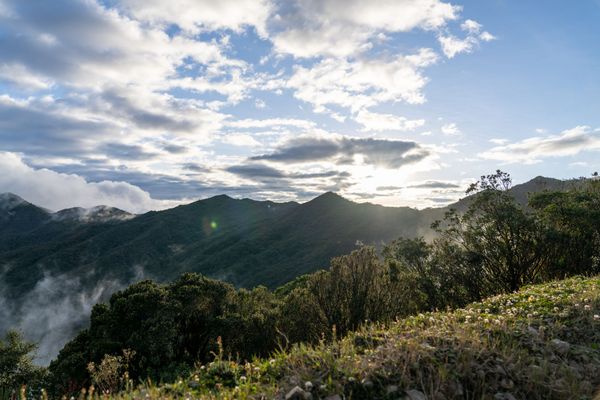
[6,171,600,397]
[0,331,46,400]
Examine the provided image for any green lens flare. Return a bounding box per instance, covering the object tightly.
[210,221,218,229]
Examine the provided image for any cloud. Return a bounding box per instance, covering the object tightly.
[226,163,350,180]
[271,0,459,58]
[407,181,460,189]
[118,0,273,37]
[441,122,461,136]
[0,63,54,90]
[0,152,177,212]
[460,19,482,34]
[225,118,316,130]
[438,19,494,58]
[286,49,439,114]
[480,126,600,164]
[251,135,431,169]
[0,266,149,365]
[220,134,262,147]
[354,109,425,132]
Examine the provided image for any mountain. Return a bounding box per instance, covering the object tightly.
[53,205,134,223]
[0,193,51,235]
[0,176,586,363]
[0,176,584,296]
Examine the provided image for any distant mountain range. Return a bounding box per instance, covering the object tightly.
[0,175,579,363]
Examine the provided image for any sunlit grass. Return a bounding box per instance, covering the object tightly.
[49,276,600,400]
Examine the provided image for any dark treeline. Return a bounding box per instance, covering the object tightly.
[2,171,600,397]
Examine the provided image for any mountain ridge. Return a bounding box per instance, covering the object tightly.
[0,175,585,363]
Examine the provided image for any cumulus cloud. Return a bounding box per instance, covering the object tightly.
[0,0,493,208]
[438,35,478,58]
[354,109,425,132]
[480,126,600,164]
[407,181,460,189]
[438,19,494,58]
[272,0,459,58]
[118,0,273,37]
[251,135,431,169]
[286,49,439,115]
[0,152,177,212]
[226,163,350,181]
[441,122,461,136]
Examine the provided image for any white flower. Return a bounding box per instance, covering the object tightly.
[594,315,600,320]
[584,305,592,311]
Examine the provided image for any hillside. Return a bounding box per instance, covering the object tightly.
[0,176,586,364]
[106,275,600,400]
[0,176,574,294]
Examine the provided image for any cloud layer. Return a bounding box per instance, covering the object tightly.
[0,0,499,209]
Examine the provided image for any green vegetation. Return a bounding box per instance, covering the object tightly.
[0,331,46,400]
[3,171,600,398]
[97,275,600,399]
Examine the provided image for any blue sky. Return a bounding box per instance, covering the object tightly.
[0,0,598,212]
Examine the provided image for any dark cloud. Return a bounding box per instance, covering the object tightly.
[226,164,286,179]
[376,186,402,191]
[407,181,460,189]
[99,90,196,132]
[226,163,351,180]
[163,144,188,154]
[182,163,210,173]
[426,197,455,203]
[101,143,159,161]
[251,136,429,168]
[0,100,110,156]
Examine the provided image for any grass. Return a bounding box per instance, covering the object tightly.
[88,276,600,399]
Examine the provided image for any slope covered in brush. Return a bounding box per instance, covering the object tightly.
[113,276,600,400]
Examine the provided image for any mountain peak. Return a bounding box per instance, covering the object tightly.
[0,192,28,210]
[54,205,135,223]
[309,191,350,205]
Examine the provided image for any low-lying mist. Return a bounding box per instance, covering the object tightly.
[0,265,147,365]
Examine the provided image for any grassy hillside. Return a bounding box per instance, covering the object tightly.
[102,275,600,400]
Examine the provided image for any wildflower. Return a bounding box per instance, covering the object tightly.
[584,305,592,311]
[594,315,600,320]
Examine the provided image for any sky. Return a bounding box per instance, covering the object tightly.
[0,0,599,212]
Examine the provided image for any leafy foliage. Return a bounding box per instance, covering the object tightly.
[7,171,600,398]
[0,331,46,400]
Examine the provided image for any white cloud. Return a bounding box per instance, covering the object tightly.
[220,134,262,147]
[272,0,459,58]
[0,63,54,90]
[0,152,178,213]
[438,35,477,58]
[461,19,482,34]
[439,19,494,58]
[480,126,600,164]
[225,117,316,130]
[479,31,496,42]
[441,122,461,136]
[118,0,273,37]
[489,138,508,145]
[355,109,425,132]
[287,49,439,114]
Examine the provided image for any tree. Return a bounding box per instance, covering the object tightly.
[529,174,600,277]
[0,331,46,400]
[433,170,551,294]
